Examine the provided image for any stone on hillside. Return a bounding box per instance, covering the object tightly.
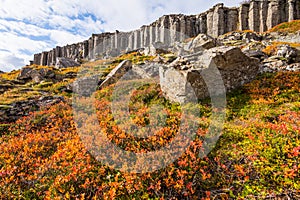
[242,49,267,61]
[286,63,300,72]
[276,45,298,63]
[99,60,132,89]
[18,67,56,83]
[188,34,216,51]
[159,46,259,103]
[219,31,262,43]
[55,57,80,69]
[0,96,64,123]
[143,42,170,56]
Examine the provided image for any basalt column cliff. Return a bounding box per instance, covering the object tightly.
[32,0,300,66]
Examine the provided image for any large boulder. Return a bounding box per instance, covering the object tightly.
[159,46,260,103]
[187,34,216,51]
[18,67,56,83]
[172,34,217,56]
[55,57,80,69]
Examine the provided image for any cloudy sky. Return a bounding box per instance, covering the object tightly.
[0,0,239,72]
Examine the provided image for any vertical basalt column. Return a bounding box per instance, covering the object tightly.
[267,0,280,30]
[66,46,71,58]
[102,36,108,54]
[149,25,155,45]
[93,35,100,58]
[48,50,55,66]
[109,34,115,50]
[198,14,207,34]
[249,1,260,32]
[155,24,160,43]
[83,41,89,58]
[185,16,196,38]
[169,16,180,43]
[239,3,250,30]
[33,54,39,65]
[259,0,268,32]
[212,4,225,37]
[41,52,48,66]
[179,16,187,41]
[226,8,238,33]
[88,36,94,59]
[139,28,145,48]
[116,32,124,50]
[72,44,77,59]
[133,30,141,49]
[60,47,64,58]
[143,26,150,47]
[33,54,40,65]
[97,35,105,55]
[296,0,300,19]
[160,16,170,44]
[128,33,134,51]
[206,10,214,36]
[288,0,295,21]
[52,46,62,65]
[47,49,55,66]
[278,0,288,23]
[120,32,129,52]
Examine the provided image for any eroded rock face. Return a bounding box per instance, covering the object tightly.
[159,46,260,103]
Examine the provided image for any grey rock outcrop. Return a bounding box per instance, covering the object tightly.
[31,0,300,66]
[159,46,260,103]
[276,44,298,62]
[18,67,56,83]
[0,96,64,123]
[55,57,81,69]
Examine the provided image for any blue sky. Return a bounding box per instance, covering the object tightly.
[0,0,239,72]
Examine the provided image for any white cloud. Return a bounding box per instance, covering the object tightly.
[0,0,240,72]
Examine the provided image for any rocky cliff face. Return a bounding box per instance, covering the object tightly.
[32,0,300,66]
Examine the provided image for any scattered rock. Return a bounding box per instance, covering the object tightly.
[242,49,267,61]
[0,96,64,123]
[276,45,298,63]
[218,31,262,45]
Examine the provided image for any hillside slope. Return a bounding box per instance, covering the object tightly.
[0,23,300,199]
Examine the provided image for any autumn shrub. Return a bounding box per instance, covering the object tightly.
[0,71,300,199]
[268,20,300,33]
